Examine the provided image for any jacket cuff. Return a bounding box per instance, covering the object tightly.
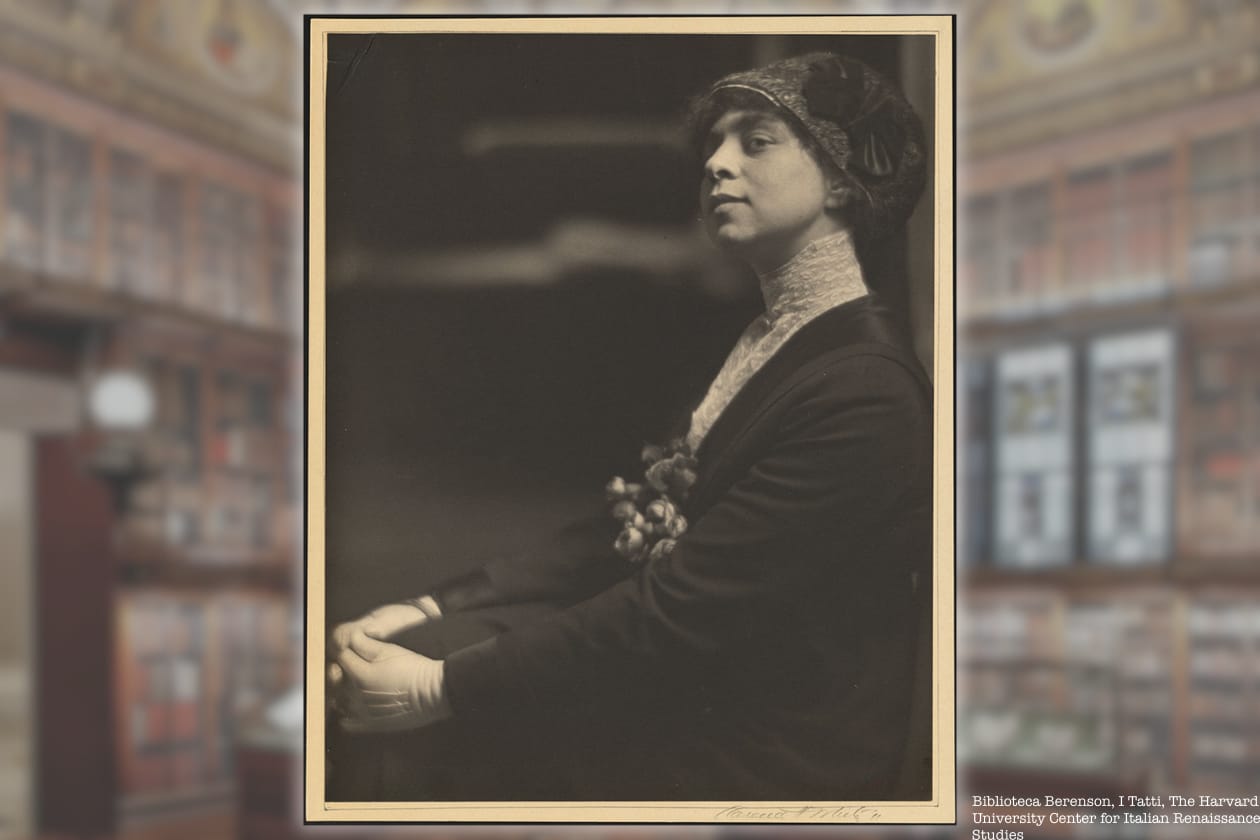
[430,568,497,614]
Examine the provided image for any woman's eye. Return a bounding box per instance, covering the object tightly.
[744,134,774,152]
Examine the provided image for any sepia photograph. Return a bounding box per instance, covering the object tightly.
[306,15,954,824]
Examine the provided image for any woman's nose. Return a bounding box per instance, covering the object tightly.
[703,137,738,181]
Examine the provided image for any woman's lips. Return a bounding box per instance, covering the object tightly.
[708,195,747,212]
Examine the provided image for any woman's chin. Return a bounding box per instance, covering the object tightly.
[710,232,787,271]
[707,226,757,254]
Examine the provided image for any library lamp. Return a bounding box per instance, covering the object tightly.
[87,369,157,514]
[88,369,155,431]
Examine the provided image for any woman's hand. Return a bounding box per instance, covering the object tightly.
[328,596,441,688]
[334,630,452,733]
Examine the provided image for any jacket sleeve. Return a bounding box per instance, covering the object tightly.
[429,502,629,613]
[443,353,931,720]
[429,394,696,614]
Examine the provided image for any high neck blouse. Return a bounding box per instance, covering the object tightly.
[686,229,868,452]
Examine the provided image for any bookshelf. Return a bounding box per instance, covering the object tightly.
[962,110,1260,798]
[1185,594,1260,794]
[0,104,294,334]
[114,590,294,809]
[0,86,297,836]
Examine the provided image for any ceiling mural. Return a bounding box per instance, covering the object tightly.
[126,0,294,116]
[0,0,296,116]
[0,0,299,167]
[958,0,1260,157]
[966,0,1204,98]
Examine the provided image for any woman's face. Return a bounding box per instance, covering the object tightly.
[699,109,840,272]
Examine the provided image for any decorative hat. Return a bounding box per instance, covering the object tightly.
[692,52,927,234]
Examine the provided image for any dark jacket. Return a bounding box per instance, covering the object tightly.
[435,295,933,801]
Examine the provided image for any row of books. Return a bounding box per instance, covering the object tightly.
[1,109,293,330]
[116,591,293,798]
[964,592,1260,792]
[119,355,291,558]
[125,474,284,555]
[963,122,1260,321]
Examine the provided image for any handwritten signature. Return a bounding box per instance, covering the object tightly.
[714,805,883,821]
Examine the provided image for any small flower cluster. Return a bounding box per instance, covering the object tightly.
[606,438,698,564]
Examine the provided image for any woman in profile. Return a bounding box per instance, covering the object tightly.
[329,52,932,802]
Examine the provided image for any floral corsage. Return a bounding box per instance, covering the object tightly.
[606,438,698,564]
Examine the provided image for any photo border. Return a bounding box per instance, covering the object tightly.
[305,13,956,825]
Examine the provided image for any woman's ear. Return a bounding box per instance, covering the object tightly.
[823,174,857,211]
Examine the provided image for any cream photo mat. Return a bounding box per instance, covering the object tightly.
[306,14,955,824]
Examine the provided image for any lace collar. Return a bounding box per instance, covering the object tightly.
[757,228,866,324]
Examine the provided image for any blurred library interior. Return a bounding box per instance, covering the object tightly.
[0,1,1258,840]
[0,2,299,838]
[959,0,1260,822]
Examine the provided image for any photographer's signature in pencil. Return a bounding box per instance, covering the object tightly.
[714,804,883,821]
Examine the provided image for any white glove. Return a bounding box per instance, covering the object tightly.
[328,596,441,689]
[335,630,451,733]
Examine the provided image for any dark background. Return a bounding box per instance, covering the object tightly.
[323,33,931,621]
